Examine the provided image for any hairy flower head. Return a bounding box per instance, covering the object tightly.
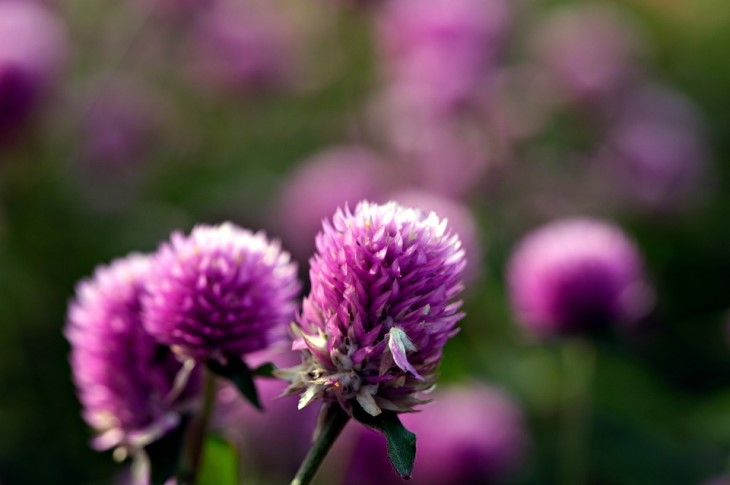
[283,201,466,416]
[142,223,300,362]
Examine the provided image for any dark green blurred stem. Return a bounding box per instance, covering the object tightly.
[291,405,350,485]
[559,339,596,485]
[179,368,217,485]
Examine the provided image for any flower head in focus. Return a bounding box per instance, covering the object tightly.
[65,254,200,455]
[142,223,300,362]
[282,201,466,416]
[507,218,652,338]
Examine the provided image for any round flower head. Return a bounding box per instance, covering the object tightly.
[507,218,652,337]
[142,223,300,362]
[344,384,527,484]
[65,254,200,454]
[285,201,466,416]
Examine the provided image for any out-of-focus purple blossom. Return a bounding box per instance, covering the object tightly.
[390,189,482,285]
[142,223,300,362]
[65,254,200,454]
[282,201,466,416]
[596,85,709,212]
[187,0,296,95]
[273,145,388,262]
[370,87,491,198]
[375,0,510,109]
[487,64,556,145]
[344,384,527,485]
[213,349,317,482]
[532,4,644,107]
[0,1,67,142]
[80,82,161,171]
[507,218,652,338]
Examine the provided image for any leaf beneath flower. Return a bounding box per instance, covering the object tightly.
[352,406,416,479]
[207,358,262,410]
[199,435,238,485]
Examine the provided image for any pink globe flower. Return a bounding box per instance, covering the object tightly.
[507,218,652,337]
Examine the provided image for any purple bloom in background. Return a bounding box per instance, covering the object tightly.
[188,0,296,95]
[344,384,527,485]
[283,201,466,416]
[596,84,708,212]
[390,189,483,285]
[370,87,491,199]
[507,218,652,338]
[80,82,161,171]
[273,145,388,262]
[142,223,300,362]
[532,4,644,107]
[375,0,510,110]
[213,349,318,483]
[65,254,200,454]
[0,1,67,143]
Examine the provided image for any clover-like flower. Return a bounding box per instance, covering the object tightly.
[65,254,199,454]
[507,218,652,337]
[142,223,300,362]
[283,201,466,416]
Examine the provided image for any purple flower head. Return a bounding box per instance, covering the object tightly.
[507,218,652,338]
[188,0,296,95]
[142,223,301,362]
[65,254,200,454]
[274,145,387,262]
[283,201,466,416]
[344,384,527,484]
[376,0,510,109]
[532,4,644,107]
[0,1,67,142]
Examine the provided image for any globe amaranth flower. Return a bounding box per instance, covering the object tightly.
[344,384,527,485]
[507,218,653,338]
[283,201,466,416]
[142,223,300,362]
[65,254,200,454]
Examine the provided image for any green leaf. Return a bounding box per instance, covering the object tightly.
[207,358,262,410]
[352,406,416,479]
[250,362,277,378]
[145,416,190,485]
[199,436,238,485]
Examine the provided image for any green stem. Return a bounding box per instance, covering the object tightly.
[559,339,596,485]
[179,368,217,485]
[291,405,350,485]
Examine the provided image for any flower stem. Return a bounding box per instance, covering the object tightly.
[559,339,596,485]
[179,368,217,485]
[291,405,350,485]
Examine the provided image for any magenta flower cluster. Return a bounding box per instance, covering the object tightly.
[66,223,299,452]
[283,201,466,416]
[142,223,300,362]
